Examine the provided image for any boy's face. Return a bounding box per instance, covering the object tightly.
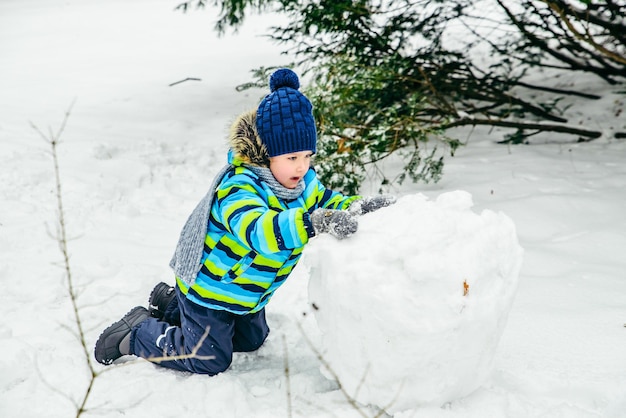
[269,150,313,189]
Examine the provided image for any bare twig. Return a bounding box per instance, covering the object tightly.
[516,81,601,100]
[283,334,293,418]
[353,364,371,401]
[31,101,98,418]
[295,319,400,417]
[146,325,215,363]
[169,77,202,87]
[442,117,602,141]
[543,0,626,66]
[33,355,80,412]
[295,321,370,418]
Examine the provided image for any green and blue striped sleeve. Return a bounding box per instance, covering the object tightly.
[302,169,361,210]
[215,175,310,254]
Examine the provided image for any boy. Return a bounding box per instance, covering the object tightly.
[94,68,393,374]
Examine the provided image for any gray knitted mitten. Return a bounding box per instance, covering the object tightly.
[349,195,397,215]
[310,209,358,239]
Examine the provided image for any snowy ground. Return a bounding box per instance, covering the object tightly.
[1,1,626,417]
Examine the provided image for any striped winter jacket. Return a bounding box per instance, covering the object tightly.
[176,111,360,315]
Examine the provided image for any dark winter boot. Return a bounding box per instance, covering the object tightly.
[148,282,176,319]
[94,306,149,365]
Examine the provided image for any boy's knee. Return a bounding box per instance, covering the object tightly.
[235,328,269,352]
[250,328,269,350]
[190,352,232,375]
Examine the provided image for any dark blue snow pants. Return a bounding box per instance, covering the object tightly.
[130,287,269,375]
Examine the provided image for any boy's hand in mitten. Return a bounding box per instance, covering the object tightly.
[349,195,397,215]
[310,209,358,240]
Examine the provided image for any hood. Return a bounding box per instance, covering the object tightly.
[228,110,269,167]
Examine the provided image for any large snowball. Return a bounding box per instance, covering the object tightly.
[306,191,523,413]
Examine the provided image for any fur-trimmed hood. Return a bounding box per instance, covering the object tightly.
[228,110,269,167]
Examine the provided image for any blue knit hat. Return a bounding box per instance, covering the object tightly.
[256,68,317,157]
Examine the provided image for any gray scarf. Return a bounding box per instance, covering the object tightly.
[169,163,304,285]
[245,165,305,201]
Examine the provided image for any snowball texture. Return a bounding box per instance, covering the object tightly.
[306,191,524,413]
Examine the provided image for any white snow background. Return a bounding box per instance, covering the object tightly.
[1,0,626,417]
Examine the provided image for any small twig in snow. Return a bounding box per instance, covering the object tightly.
[169,77,202,87]
[146,325,215,363]
[283,334,293,418]
[295,321,370,418]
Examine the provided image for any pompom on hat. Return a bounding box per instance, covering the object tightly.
[256,68,317,157]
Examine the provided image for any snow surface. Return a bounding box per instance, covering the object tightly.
[1,1,626,417]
